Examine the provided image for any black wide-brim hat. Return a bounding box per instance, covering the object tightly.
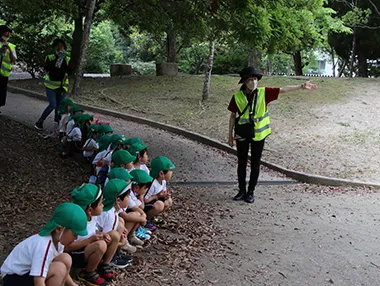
[238,67,263,83]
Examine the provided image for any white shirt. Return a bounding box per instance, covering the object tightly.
[128,191,141,208]
[58,114,70,133]
[83,138,99,157]
[145,179,166,199]
[68,127,82,142]
[96,207,119,233]
[1,234,63,278]
[66,119,75,134]
[92,148,112,166]
[76,217,98,242]
[138,164,150,175]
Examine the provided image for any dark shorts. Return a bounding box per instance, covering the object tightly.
[144,198,165,213]
[3,272,34,286]
[69,252,86,268]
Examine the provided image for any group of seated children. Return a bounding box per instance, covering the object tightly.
[0,101,176,286]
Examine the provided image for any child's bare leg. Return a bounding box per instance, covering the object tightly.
[164,198,173,211]
[146,200,165,220]
[45,261,67,286]
[103,230,120,264]
[84,241,107,272]
[52,253,77,286]
[117,218,127,247]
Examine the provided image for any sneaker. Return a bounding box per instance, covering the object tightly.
[152,216,166,226]
[121,241,137,254]
[98,264,117,282]
[138,226,152,235]
[145,220,157,231]
[136,228,151,240]
[110,252,132,269]
[129,233,144,246]
[78,270,108,286]
[34,122,43,131]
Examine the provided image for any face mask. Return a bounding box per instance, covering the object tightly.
[2,36,9,42]
[55,50,62,55]
[58,227,66,242]
[246,79,258,91]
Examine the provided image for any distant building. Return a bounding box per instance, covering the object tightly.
[306,51,338,76]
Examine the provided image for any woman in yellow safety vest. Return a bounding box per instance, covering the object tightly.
[35,39,73,131]
[228,67,317,203]
[0,25,16,112]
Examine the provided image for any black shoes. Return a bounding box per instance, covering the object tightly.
[244,192,255,203]
[34,122,43,131]
[233,190,246,201]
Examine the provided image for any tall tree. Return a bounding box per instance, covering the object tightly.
[71,0,96,97]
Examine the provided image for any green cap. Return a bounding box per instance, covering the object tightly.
[71,184,103,210]
[70,104,84,116]
[112,150,136,167]
[73,113,83,124]
[150,156,176,179]
[103,179,130,211]
[38,202,88,237]
[130,169,153,184]
[111,134,125,150]
[87,124,100,138]
[98,134,112,152]
[108,167,134,181]
[100,124,113,134]
[58,98,74,115]
[128,143,147,156]
[123,137,142,147]
[78,114,93,127]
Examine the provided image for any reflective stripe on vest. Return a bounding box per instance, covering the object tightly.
[0,42,15,77]
[44,54,70,92]
[234,87,271,141]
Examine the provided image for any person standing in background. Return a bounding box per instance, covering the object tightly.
[0,25,16,112]
[35,38,73,131]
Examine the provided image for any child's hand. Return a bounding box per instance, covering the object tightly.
[159,190,168,199]
[165,193,171,200]
[102,233,111,243]
[90,234,103,243]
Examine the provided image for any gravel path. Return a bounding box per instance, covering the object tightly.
[2,92,287,184]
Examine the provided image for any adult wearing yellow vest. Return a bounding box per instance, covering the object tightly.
[228,67,317,203]
[35,39,73,131]
[0,25,16,112]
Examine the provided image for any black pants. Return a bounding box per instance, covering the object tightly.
[236,139,265,193]
[0,75,9,107]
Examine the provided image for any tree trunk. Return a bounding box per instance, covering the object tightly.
[293,51,303,76]
[357,40,367,77]
[71,17,83,71]
[71,0,96,98]
[349,29,356,78]
[202,39,215,102]
[166,27,177,63]
[338,58,347,77]
[248,47,262,68]
[331,46,336,77]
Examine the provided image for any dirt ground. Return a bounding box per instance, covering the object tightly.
[1,116,380,285]
[0,117,223,285]
[10,76,380,183]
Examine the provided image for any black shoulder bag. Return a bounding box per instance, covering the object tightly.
[234,89,258,139]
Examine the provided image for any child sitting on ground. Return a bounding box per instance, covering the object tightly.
[111,149,136,172]
[1,202,88,286]
[129,143,150,174]
[67,184,121,286]
[66,104,84,136]
[57,98,73,138]
[128,169,156,235]
[144,156,176,227]
[108,168,151,251]
[83,124,100,163]
[97,179,134,266]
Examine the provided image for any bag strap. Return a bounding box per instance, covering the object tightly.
[236,89,258,122]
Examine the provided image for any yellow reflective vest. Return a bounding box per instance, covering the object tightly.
[234,87,271,141]
[44,54,70,92]
[0,42,16,77]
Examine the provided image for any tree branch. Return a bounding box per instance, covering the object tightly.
[369,0,380,17]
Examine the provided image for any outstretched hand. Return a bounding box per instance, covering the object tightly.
[304,81,318,91]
